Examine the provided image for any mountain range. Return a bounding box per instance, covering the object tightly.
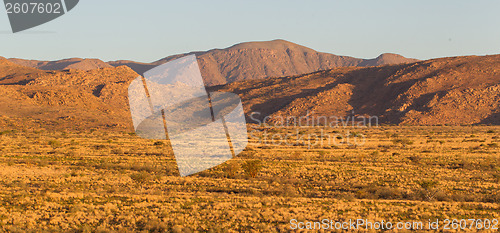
[8,40,418,86]
[0,40,498,131]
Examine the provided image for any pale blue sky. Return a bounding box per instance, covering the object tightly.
[0,0,499,62]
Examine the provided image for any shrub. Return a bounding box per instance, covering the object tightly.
[418,180,439,190]
[350,132,363,137]
[0,130,12,136]
[242,160,262,178]
[129,172,152,184]
[280,184,298,197]
[375,187,402,200]
[153,141,164,146]
[223,161,240,179]
[487,143,499,148]
[391,138,414,147]
[408,155,421,163]
[48,140,61,148]
[483,192,500,204]
[93,144,107,150]
[111,148,124,155]
[417,180,440,201]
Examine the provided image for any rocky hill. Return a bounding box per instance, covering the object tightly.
[0,57,40,78]
[0,63,137,131]
[213,54,500,126]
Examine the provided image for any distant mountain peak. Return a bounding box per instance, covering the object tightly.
[359,53,419,67]
[378,53,403,58]
[226,39,315,52]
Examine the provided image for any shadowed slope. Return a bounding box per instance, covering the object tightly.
[213,54,500,126]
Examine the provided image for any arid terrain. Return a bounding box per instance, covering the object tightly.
[1,41,500,232]
[0,126,499,232]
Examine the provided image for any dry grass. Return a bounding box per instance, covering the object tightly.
[0,126,499,232]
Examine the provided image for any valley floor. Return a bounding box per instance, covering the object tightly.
[0,126,499,232]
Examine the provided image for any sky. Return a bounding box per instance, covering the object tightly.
[0,0,499,63]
